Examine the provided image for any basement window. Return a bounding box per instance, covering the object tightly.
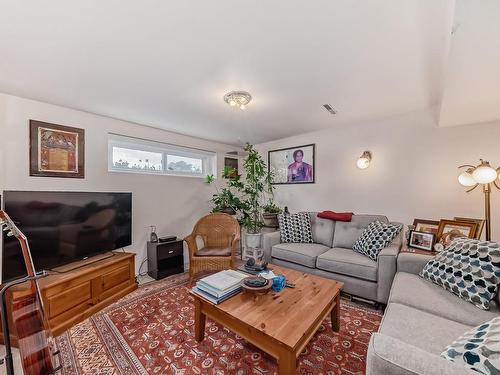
[108,133,216,178]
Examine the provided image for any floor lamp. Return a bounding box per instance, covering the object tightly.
[458,159,500,241]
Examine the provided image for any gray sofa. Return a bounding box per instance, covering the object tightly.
[262,213,403,304]
[366,252,500,375]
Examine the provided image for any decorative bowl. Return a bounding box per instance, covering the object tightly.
[240,277,272,295]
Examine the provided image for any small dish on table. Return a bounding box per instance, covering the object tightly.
[240,276,272,295]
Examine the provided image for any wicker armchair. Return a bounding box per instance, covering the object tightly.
[184,213,240,283]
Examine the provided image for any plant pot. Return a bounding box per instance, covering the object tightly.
[245,232,262,249]
[220,207,236,215]
[262,212,279,227]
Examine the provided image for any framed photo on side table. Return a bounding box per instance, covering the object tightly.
[408,231,436,251]
[412,219,440,235]
[268,144,315,184]
[454,217,485,239]
[29,120,85,178]
[437,219,478,247]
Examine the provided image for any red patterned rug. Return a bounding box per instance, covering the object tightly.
[56,273,382,374]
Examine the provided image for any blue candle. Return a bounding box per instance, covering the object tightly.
[272,275,286,292]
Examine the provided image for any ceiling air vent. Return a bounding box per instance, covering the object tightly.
[323,104,337,115]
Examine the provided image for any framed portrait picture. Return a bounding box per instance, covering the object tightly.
[408,230,435,251]
[268,144,315,184]
[454,217,485,239]
[30,120,85,178]
[412,219,440,235]
[437,219,478,247]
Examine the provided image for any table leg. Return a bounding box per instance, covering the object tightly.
[278,350,296,375]
[331,293,340,332]
[194,298,206,342]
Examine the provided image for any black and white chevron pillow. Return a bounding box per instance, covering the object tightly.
[278,212,313,244]
[353,221,402,261]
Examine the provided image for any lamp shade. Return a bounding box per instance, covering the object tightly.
[458,171,476,187]
[472,162,498,184]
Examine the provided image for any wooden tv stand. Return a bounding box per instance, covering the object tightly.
[2,251,137,341]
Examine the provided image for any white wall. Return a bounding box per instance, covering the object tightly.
[257,110,500,240]
[0,93,240,277]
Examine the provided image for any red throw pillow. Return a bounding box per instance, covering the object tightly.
[317,211,353,222]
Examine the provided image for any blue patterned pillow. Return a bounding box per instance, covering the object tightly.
[352,221,402,261]
[442,316,500,374]
[420,238,500,310]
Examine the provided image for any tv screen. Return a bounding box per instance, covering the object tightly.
[2,191,132,282]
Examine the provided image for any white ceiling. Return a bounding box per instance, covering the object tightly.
[439,0,500,127]
[0,0,482,146]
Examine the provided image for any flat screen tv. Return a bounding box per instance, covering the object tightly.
[2,191,132,282]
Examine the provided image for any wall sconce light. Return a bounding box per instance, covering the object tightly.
[357,151,372,169]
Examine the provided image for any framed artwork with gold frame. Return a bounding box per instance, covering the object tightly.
[454,217,486,239]
[437,219,478,246]
[412,219,440,235]
[29,120,85,178]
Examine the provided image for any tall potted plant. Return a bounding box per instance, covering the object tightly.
[240,143,274,248]
[206,166,245,215]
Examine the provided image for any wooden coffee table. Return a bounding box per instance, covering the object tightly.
[191,265,343,375]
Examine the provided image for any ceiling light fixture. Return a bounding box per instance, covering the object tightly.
[224,91,252,110]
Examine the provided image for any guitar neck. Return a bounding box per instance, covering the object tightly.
[0,210,37,277]
[17,233,37,278]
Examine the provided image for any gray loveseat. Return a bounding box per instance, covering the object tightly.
[262,213,403,304]
[366,253,500,375]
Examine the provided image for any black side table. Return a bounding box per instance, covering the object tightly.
[147,239,184,280]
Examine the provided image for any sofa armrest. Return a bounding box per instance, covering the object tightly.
[376,232,402,304]
[262,231,280,262]
[397,252,434,275]
[367,333,471,375]
[379,234,401,257]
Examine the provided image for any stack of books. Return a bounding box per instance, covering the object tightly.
[192,269,248,304]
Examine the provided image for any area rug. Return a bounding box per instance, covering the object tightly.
[56,273,382,374]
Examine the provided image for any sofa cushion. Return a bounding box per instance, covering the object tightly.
[333,214,389,249]
[380,302,473,354]
[308,212,335,247]
[441,316,500,374]
[195,246,231,256]
[420,238,500,310]
[316,248,378,281]
[352,221,402,261]
[271,243,330,268]
[389,272,500,327]
[278,212,313,244]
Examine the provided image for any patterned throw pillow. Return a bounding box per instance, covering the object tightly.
[442,316,500,374]
[278,212,313,244]
[420,238,500,310]
[352,221,402,261]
